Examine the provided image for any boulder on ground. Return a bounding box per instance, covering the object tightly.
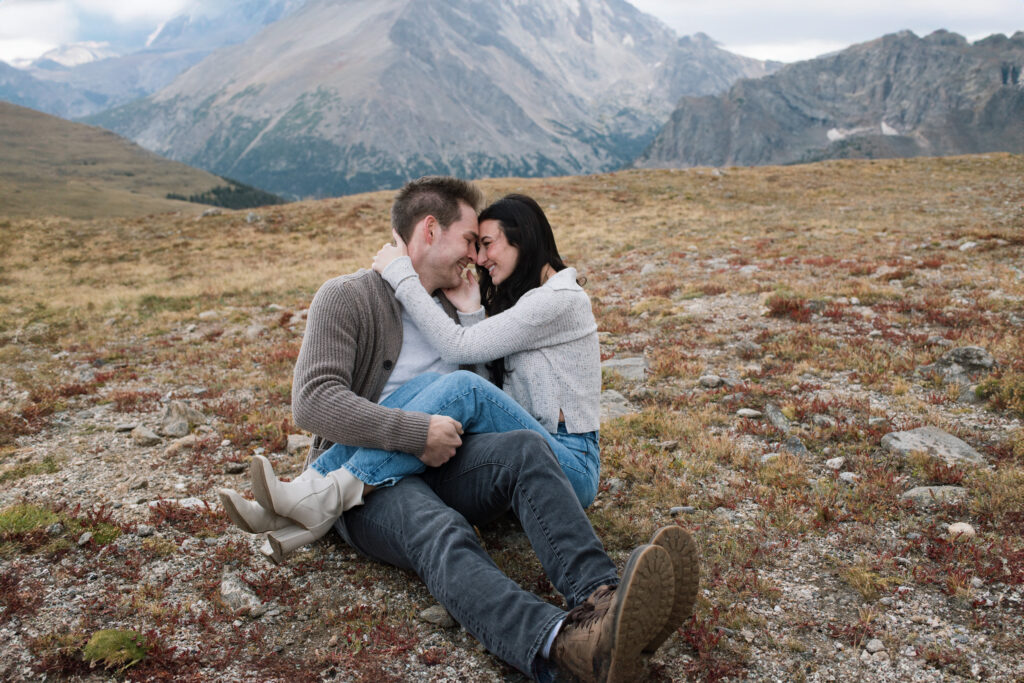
[601,390,637,422]
[900,486,968,508]
[601,357,648,382]
[881,427,985,466]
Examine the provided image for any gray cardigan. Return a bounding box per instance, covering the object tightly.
[382,257,601,433]
[291,268,463,458]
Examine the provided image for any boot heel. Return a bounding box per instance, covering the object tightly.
[265,517,336,562]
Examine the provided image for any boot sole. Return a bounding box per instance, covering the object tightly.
[602,544,674,682]
[643,525,700,653]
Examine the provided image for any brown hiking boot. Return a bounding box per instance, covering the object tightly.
[642,525,700,653]
[552,544,674,682]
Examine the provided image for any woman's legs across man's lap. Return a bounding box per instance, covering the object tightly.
[312,371,600,506]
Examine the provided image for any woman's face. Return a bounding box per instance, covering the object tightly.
[475,219,519,285]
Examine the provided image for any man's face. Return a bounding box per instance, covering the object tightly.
[416,202,479,291]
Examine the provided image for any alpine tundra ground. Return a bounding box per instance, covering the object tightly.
[1,154,1022,681]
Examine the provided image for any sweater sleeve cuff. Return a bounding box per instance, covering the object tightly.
[381,256,417,289]
[457,307,486,326]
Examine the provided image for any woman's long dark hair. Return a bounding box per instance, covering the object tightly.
[477,194,568,388]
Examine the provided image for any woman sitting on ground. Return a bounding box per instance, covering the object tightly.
[219,194,601,561]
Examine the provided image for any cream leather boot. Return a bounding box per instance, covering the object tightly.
[218,487,291,534]
[250,455,365,530]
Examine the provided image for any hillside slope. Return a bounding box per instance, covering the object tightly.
[0,101,278,219]
[635,30,1024,169]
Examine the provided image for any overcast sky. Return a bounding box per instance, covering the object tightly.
[1,0,1022,65]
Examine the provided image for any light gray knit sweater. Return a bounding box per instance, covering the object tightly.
[381,256,601,433]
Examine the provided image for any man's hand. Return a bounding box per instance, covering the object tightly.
[372,229,409,273]
[420,415,463,467]
[443,265,482,313]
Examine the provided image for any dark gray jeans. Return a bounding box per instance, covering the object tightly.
[332,430,618,679]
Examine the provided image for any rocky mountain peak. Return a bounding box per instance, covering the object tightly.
[90,0,772,198]
[634,30,1024,170]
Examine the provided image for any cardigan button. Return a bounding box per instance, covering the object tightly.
[383,360,394,370]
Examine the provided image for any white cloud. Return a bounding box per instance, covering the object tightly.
[724,40,849,64]
[0,0,76,63]
[630,0,1024,61]
[0,0,195,63]
[72,0,192,24]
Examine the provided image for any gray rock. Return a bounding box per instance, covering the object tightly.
[605,477,625,495]
[900,486,968,508]
[760,453,780,464]
[601,390,638,422]
[781,436,811,458]
[160,401,206,429]
[670,506,697,515]
[735,340,763,357]
[736,408,762,418]
[221,571,266,615]
[868,417,889,429]
[812,414,837,429]
[77,531,93,546]
[47,522,65,536]
[201,208,222,218]
[825,457,846,471]
[957,385,982,405]
[699,374,724,388]
[764,403,790,433]
[656,440,680,452]
[919,345,996,388]
[224,461,246,474]
[136,525,155,537]
[838,472,860,485]
[640,263,658,276]
[601,357,648,382]
[866,638,885,654]
[881,426,985,466]
[160,419,190,438]
[148,497,208,510]
[286,434,313,456]
[244,324,267,340]
[942,346,995,369]
[419,605,456,628]
[131,426,161,446]
[114,423,137,432]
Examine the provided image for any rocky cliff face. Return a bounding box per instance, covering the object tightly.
[634,30,1024,169]
[88,0,772,198]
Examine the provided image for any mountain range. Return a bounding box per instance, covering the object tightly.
[86,0,773,199]
[634,30,1024,169]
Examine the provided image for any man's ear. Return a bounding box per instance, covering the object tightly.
[422,215,437,245]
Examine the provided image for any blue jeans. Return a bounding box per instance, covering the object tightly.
[333,431,618,680]
[310,370,600,507]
